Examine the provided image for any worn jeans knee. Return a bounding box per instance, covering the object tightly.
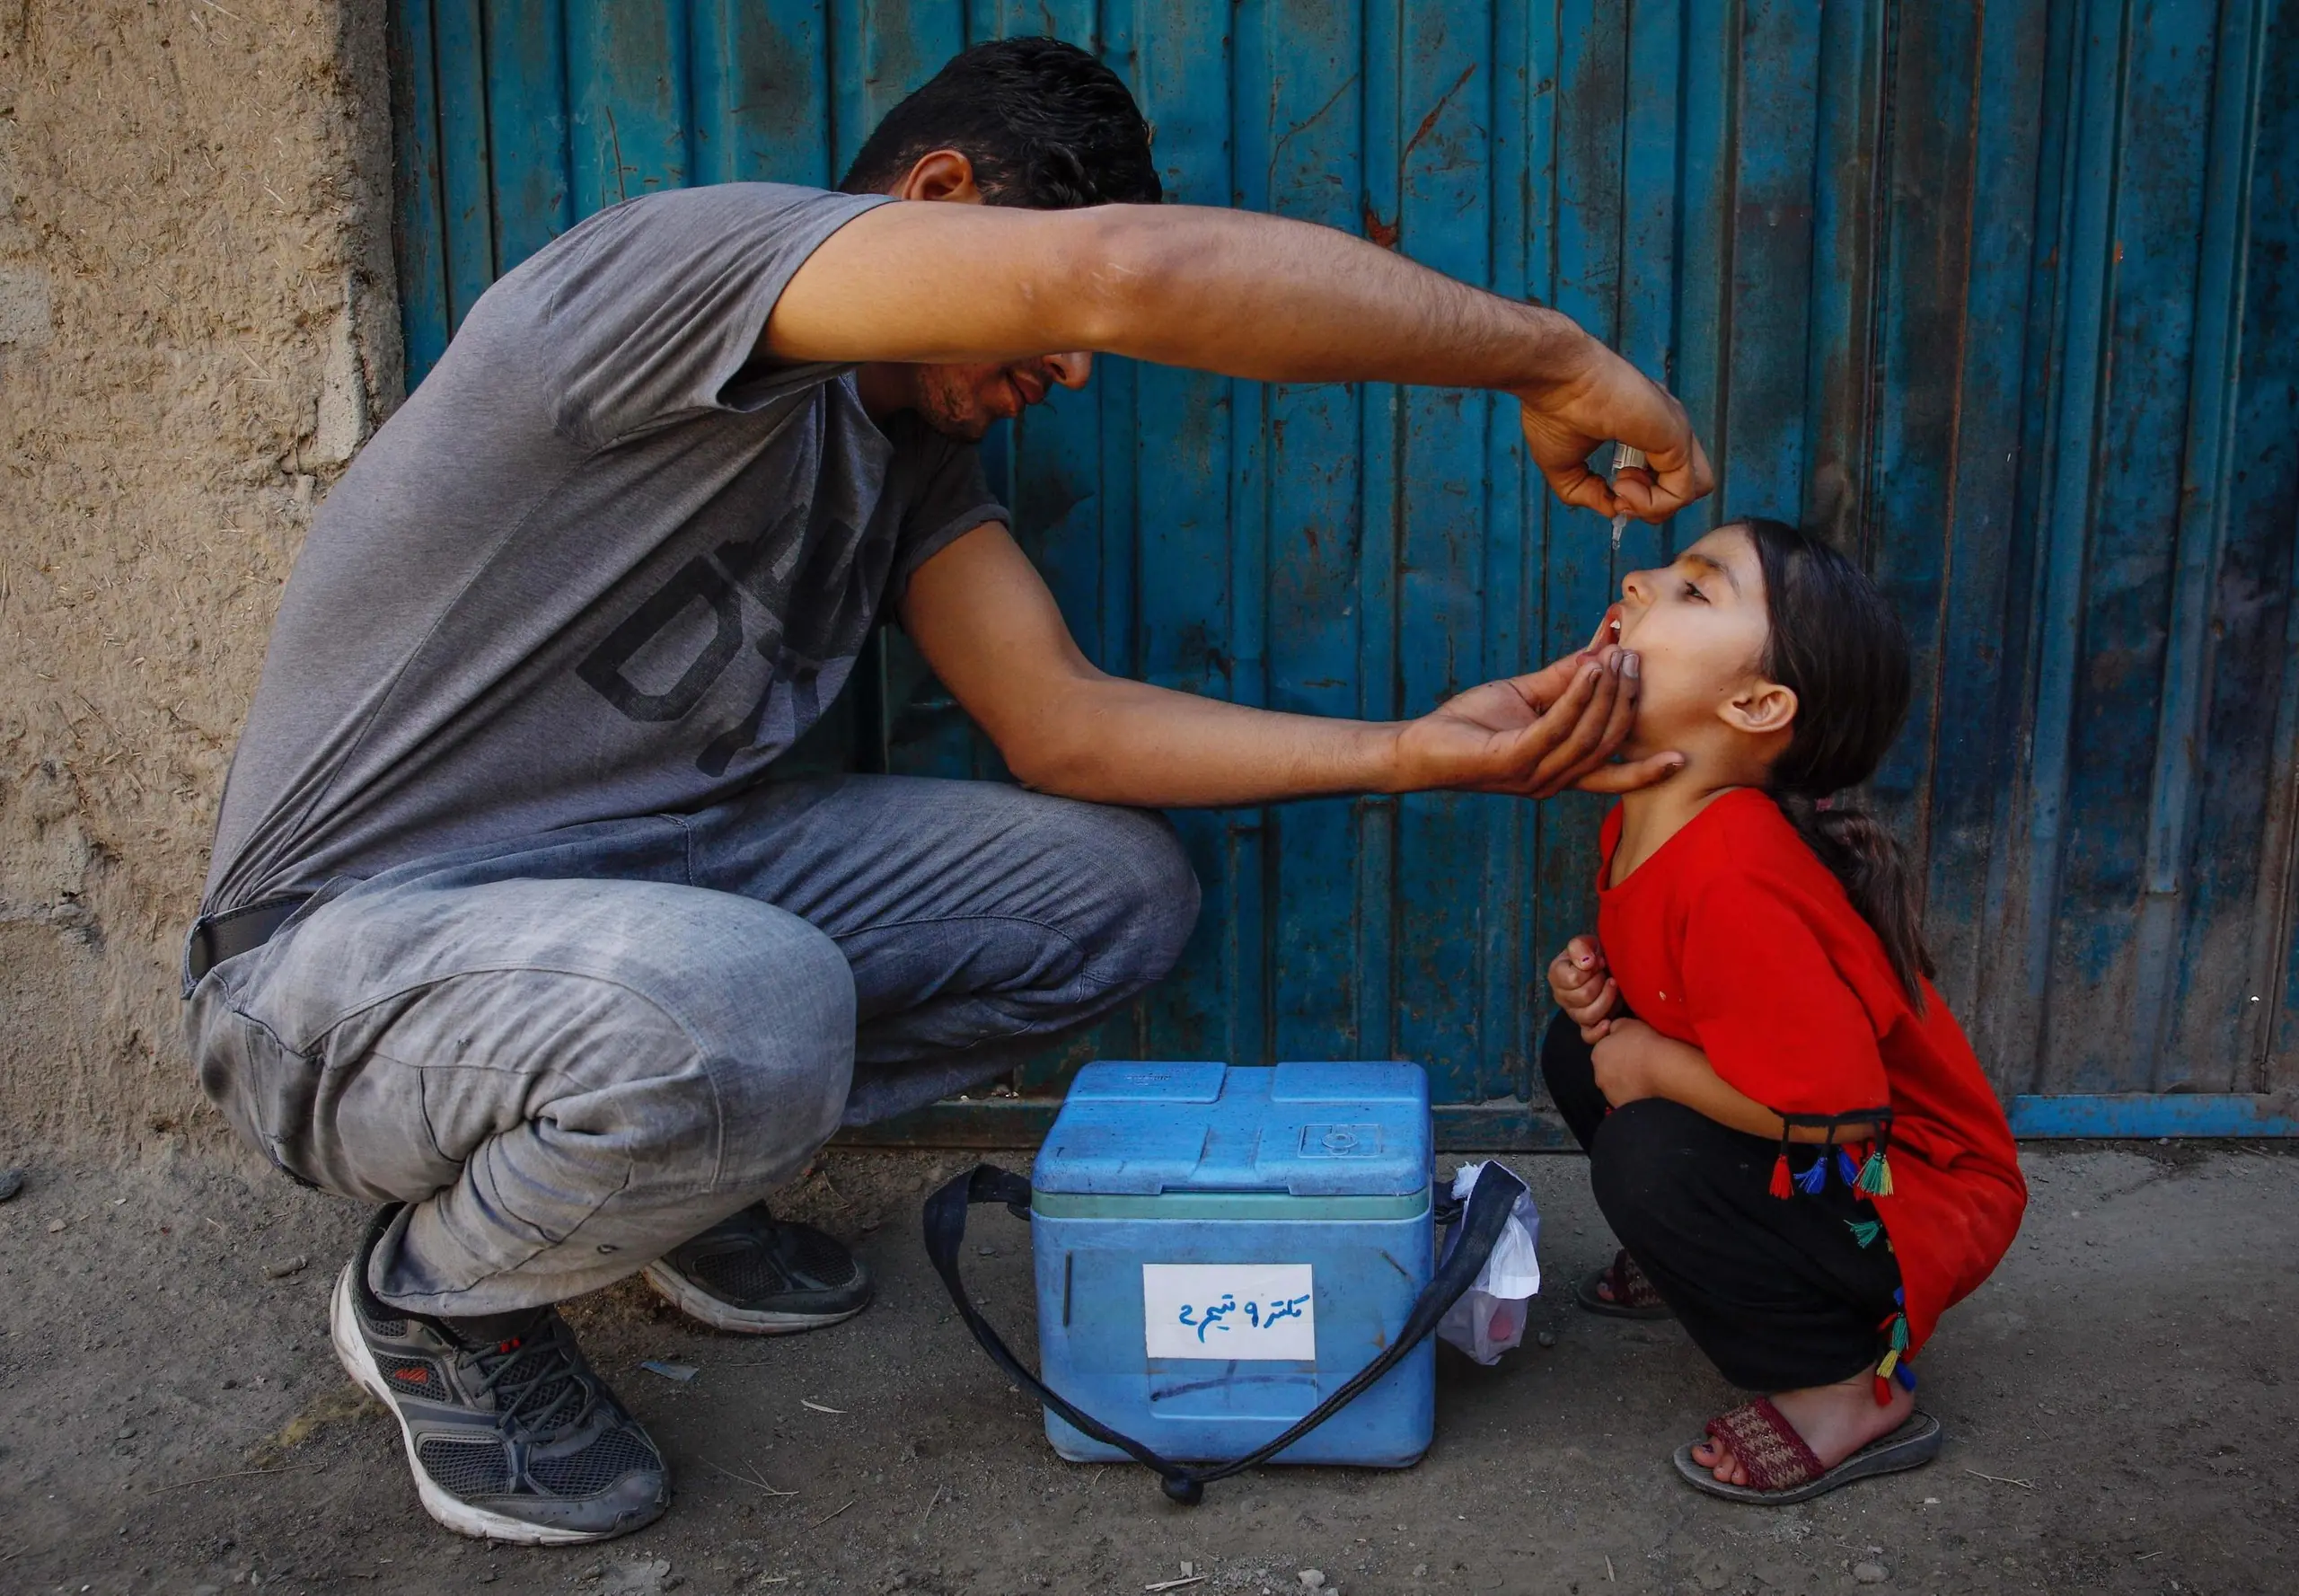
[698,930,858,1194]
[810,790,1200,1123]
[825,790,1196,1015]
[189,874,859,1314]
[376,900,855,1312]
[1028,799,1201,996]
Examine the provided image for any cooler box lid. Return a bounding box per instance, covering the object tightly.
[1031,1062,1431,1197]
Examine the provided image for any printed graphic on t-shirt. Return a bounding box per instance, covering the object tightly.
[576,490,891,776]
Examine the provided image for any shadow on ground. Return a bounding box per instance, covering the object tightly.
[2,1141,2292,1594]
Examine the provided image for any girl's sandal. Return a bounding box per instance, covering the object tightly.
[1672,1400,1942,1505]
[1575,1248,1674,1319]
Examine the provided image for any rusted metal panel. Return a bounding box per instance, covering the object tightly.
[392,0,2298,1140]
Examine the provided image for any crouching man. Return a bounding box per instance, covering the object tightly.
[185,38,1710,1542]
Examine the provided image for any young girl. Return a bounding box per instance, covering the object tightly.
[1544,516,2025,1504]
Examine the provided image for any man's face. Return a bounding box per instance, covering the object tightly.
[908,350,1095,442]
[867,150,1099,440]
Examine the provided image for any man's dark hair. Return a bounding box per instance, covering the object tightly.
[838,37,1161,209]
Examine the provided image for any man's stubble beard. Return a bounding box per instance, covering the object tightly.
[912,367,994,444]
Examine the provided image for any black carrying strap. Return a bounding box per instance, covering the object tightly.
[922,1160,1529,1505]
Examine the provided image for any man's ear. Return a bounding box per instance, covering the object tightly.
[1721,677,1798,736]
[893,149,984,204]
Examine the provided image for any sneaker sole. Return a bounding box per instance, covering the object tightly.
[640,1261,870,1336]
[328,1262,636,1546]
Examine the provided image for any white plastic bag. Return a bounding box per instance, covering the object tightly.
[1435,1160,1542,1365]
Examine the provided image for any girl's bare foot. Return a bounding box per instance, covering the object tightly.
[1692,1371,1915,1485]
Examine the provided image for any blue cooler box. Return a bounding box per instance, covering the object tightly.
[1028,1060,1435,1468]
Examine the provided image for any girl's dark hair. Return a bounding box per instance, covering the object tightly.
[1738,516,1937,1006]
[839,38,1162,210]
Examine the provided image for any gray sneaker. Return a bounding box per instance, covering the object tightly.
[330,1208,669,1544]
[642,1203,872,1335]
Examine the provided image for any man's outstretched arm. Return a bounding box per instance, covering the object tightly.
[899,523,1683,808]
[768,202,1712,522]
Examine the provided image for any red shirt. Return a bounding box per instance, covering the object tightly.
[1595,789,2026,1353]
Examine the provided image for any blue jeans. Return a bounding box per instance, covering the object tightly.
[183,776,1199,1317]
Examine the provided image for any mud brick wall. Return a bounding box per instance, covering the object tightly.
[0,0,397,1146]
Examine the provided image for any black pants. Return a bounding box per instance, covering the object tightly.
[1541,1011,1903,1392]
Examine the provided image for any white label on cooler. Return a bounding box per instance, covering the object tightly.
[1141,1263,1317,1360]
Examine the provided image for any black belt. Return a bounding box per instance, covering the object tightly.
[185,895,312,984]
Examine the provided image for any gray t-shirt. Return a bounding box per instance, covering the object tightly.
[202,183,1004,912]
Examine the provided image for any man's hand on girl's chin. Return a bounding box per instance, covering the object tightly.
[1389,642,1682,798]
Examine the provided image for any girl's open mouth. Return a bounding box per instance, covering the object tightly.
[1600,602,1625,649]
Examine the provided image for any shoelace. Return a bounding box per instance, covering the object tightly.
[469,1318,595,1436]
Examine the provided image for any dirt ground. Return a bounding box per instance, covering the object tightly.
[3,1139,2293,1596]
